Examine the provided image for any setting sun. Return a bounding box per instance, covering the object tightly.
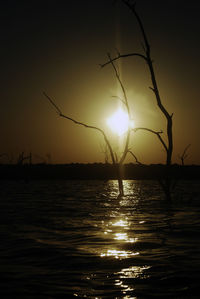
[107,108,134,136]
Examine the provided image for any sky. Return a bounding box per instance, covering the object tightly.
[1,0,200,165]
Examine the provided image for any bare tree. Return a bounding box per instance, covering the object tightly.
[44,56,133,196]
[17,152,32,165]
[101,1,175,200]
[179,144,191,166]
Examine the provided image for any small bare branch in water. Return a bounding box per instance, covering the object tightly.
[179,144,191,165]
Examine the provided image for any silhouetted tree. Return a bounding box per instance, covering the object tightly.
[44,54,133,197]
[101,0,176,200]
[17,152,32,165]
[179,144,191,166]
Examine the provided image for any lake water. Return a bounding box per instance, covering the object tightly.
[0,179,200,298]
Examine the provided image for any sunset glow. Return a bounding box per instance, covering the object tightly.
[106,108,134,136]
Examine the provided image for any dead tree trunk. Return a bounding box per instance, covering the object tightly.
[123,1,174,200]
[101,1,175,200]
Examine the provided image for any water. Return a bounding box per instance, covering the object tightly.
[0,179,200,298]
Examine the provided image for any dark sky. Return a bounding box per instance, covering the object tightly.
[1,0,200,164]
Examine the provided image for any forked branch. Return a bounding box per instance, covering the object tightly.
[43,92,116,165]
[102,1,174,167]
[134,127,168,152]
[179,144,191,165]
[100,52,147,68]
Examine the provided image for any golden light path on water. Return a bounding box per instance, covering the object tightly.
[99,180,151,297]
[101,217,139,258]
[76,180,151,298]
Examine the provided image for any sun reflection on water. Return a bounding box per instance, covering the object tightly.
[117,265,151,279]
[114,265,151,298]
[96,181,145,297]
[112,219,129,227]
[115,279,135,293]
[99,181,141,260]
[100,249,139,259]
[100,214,139,258]
[114,232,138,243]
[75,180,149,297]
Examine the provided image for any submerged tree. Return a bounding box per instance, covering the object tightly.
[101,0,176,200]
[17,152,32,165]
[178,144,191,166]
[45,1,187,199]
[44,54,133,197]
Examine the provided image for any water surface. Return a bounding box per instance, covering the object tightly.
[0,180,200,298]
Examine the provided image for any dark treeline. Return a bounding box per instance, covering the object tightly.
[0,163,200,180]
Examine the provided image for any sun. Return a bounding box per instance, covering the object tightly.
[107,108,134,136]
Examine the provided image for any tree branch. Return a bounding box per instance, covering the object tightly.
[106,53,132,165]
[111,95,126,105]
[107,53,131,116]
[121,0,173,166]
[182,143,191,158]
[43,92,62,115]
[179,144,191,165]
[100,52,147,68]
[122,1,149,51]
[127,150,143,165]
[43,92,116,165]
[134,127,168,152]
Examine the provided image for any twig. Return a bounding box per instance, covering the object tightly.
[111,95,126,105]
[179,144,191,165]
[182,143,191,158]
[107,53,130,116]
[43,92,62,115]
[134,127,168,152]
[100,52,147,68]
[43,92,116,165]
[127,150,143,165]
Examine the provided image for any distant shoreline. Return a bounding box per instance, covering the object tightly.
[0,163,200,180]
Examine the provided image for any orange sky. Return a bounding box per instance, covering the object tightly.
[1,1,200,164]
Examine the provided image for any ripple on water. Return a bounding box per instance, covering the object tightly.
[0,179,200,298]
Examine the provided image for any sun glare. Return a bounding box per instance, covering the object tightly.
[107,108,134,136]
